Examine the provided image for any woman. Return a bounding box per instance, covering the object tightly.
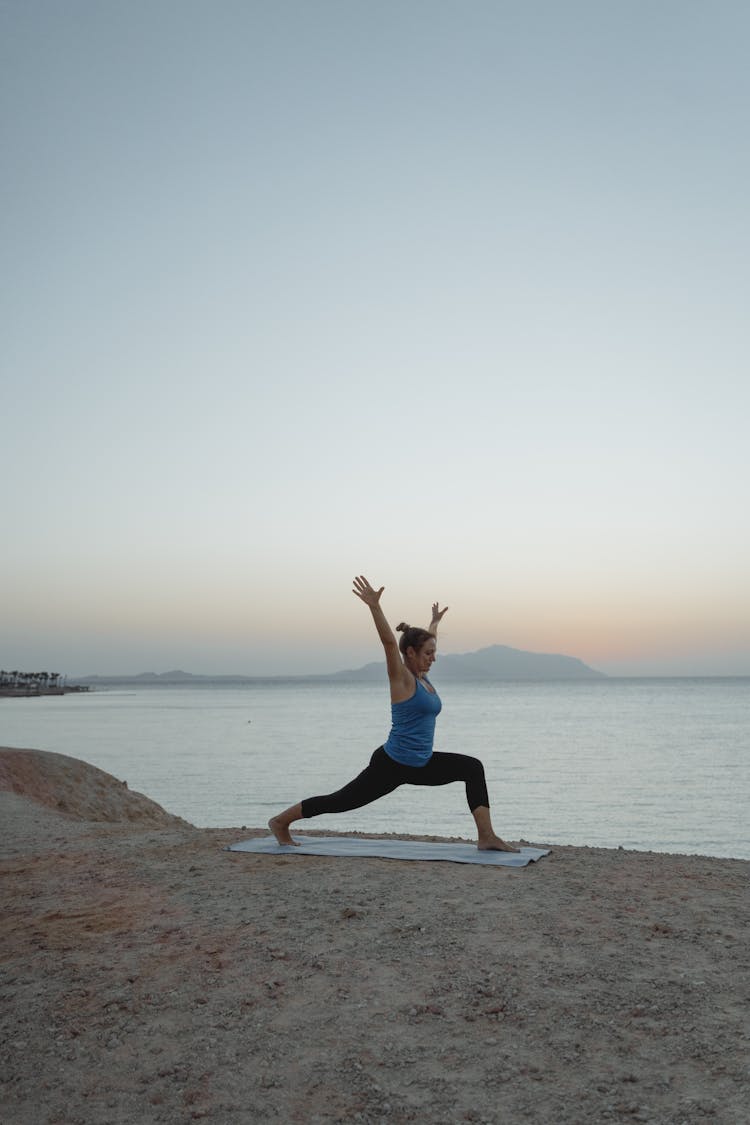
[269,575,518,851]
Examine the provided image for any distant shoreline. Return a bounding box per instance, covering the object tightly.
[64,671,749,687]
[68,644,607,684]
[0,685,90,698]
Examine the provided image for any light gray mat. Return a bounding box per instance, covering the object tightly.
[227,835,550,867]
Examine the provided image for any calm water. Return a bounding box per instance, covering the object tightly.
[1,679,748,859]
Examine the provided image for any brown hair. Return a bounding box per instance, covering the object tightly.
[395,622,435,656]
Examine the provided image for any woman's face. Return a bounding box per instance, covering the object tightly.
[410,638,437,675]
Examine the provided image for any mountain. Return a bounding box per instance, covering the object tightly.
[440,644,604,680]
[71,645,605,686]
[325,644,605,682]
[74,670,256,685]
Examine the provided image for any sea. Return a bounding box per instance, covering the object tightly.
[1,678,748,860]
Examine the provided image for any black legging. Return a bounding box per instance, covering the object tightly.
[301,745,490,819]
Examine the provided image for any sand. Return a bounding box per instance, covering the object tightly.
[1,747,748,1124]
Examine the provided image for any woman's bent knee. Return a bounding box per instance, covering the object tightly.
[464,755,485,778]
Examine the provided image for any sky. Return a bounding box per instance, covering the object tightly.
[2,0,749,677]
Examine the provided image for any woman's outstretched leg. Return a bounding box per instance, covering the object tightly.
[268,748,404,845]
[472,805,519,852]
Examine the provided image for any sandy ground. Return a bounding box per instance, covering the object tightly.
[1,748,748,1125]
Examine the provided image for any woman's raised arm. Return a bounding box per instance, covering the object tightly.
[352,576,405,684]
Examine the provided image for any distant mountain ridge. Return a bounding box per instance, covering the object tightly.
[326,644,604,681]
[72,645,605,685]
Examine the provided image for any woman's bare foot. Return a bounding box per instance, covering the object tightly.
[472,807,520,852]
[268,816,299,846]
[478,835,520,853]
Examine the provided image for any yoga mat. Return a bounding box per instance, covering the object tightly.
[227,835,551,867]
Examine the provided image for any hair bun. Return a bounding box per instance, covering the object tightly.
[395,622,410,633]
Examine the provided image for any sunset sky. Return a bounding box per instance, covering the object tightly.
[3,1,749,677]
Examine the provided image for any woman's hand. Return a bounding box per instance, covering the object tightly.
[352,575,384,607]
[431,602,449,626]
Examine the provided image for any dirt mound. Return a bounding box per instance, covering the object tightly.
[0,747,186,824]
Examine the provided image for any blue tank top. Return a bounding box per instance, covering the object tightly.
[384,677,442,766]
